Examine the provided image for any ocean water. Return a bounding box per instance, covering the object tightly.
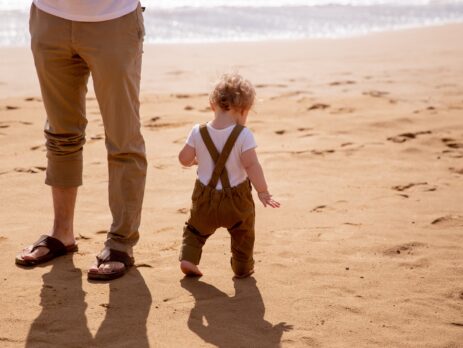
[1,0,463,46]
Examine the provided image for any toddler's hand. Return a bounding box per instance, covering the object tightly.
[257,191,280,208]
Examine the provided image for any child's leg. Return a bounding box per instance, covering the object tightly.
[228,216,255,278]
[179,223,213,276]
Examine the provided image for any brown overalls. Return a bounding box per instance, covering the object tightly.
[179,124,255,276]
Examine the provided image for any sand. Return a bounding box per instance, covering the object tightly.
[0,23,462,347]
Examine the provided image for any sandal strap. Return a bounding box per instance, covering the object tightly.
[30,235,67,256]
[96,248,134,268]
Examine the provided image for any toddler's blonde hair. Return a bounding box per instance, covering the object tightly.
[209,73,255,112]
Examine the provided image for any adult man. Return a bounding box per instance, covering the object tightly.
[15,0,147,280]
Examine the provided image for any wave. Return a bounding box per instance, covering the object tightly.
[1,1,463,46]
[1,0,463,11]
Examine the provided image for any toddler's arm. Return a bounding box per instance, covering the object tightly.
[241,148,280,208]
[178,144,197,167]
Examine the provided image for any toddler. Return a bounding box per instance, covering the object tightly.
[178,73,279,278]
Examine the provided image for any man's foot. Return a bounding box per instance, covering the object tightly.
[88,261,126,277]
[180,260,203,277]
[16,235,77,266]
[87,248,134,281]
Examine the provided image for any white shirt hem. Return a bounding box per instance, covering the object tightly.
[33,1,139,22]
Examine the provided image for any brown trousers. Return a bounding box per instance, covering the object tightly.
[29,4,147,254]
[180,125,255,276]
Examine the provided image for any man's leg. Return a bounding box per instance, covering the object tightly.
[20,5,89,260]
[76,7,147,274]
[21,187,78,260]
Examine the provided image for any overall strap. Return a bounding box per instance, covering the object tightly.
[199,123,245,189]
[199,124,229,188]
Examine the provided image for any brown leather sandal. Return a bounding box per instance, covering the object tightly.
[15,235,78,267]
[87,249,134,281]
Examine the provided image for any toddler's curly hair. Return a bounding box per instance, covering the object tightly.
[209,73,255,112]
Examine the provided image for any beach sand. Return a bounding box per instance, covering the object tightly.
[0,23,462,347]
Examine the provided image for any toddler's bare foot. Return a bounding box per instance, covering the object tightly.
[180,260,203,277]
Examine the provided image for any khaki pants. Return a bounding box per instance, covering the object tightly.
[29,4,147,254]
[180,179,255,276]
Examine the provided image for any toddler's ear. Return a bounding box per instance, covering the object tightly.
[210,102,216,112]
[241,107,250,117]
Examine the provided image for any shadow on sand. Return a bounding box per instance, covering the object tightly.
[25,255,152,348]
[181,277,292,348]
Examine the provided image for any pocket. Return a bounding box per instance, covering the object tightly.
[135,4,145,39]
[29,3,36,36]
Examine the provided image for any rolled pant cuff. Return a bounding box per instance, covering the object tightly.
[231,257,254,276]
[104,238,135,257]
[45,156,83,187]
[179,244,202,265]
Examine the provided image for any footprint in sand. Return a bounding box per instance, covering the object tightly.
[340,142,354,147]
[177,208,188,214]
[343,222,362,226]
[330,107,355,114]
[255,83,288,89]
[297,127,316,137]
[24,97,41,102]
[184,105,194,111]
[174,94,191,99]
[329,80,356,86]
[445,289,463,301]
[166,70,186,76]
[442,138,463,149]
[391,182,428,192]
[14,166,46,174]
[199,106,211,113]
[362,90,389,98]
[269,91,311,100]
[311,205,327,213]
[144,117,187,130]
[275,130,286,135]
[307,103,330,111]
[387,131,432,143]
[88,134,104,143]
[430,215,463,228]
[383,242,427,256]
[30,144,45,151]
[413,105,437,114]
[5,105,20,110]
[95,230,107,235]
[311,149,335,156]
[449,167,463,175]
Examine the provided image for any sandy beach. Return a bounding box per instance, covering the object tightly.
[1,23,463,347]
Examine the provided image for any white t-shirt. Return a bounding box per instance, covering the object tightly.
[186,123,257,190]
[33,0,139,22]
